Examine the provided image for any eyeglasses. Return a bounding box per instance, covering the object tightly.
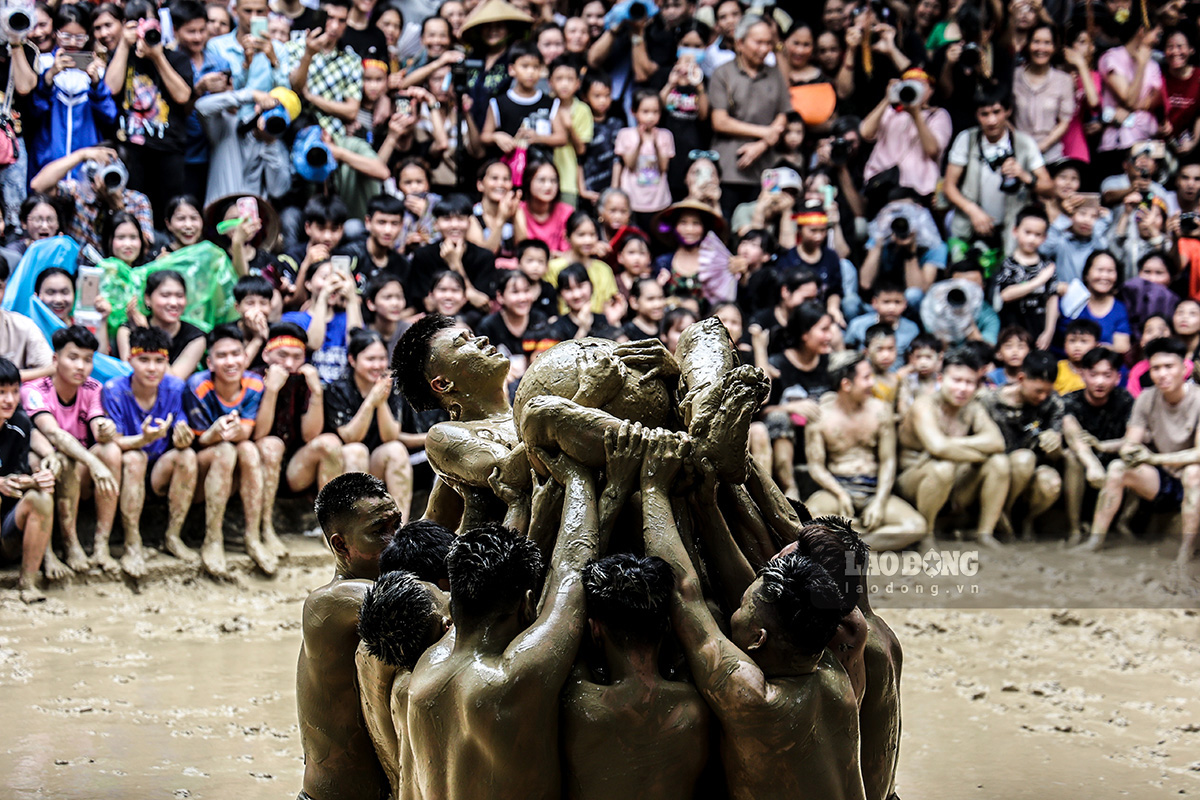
[56,31,89,44]
[27,216,57,226]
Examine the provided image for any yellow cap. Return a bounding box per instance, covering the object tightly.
[269,87,302,122]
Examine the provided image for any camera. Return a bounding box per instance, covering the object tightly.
[890,215,911,240]
[1182,212,1200,238]
[83,159,129,193]
[451,57,483,93]
[605,0,659,30]
[889,79,924,107]
[984,147,1020,194]
[960,41,981,70]
[946,287,968,308]
[137,18,161,46]
[259,105,290,136]
[830,136,853,166]
[0,0,33,42]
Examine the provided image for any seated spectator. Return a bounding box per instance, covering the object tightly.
[1056,319,1101,395]
[409,194,496,311]
[988,326,1033,387]
[1125,315,1190,397]
[23,326,121,576]
[31,146,154,250]
[728,168,800,249]
[748,267,820,358]
[1100,143,1179,214]
[363,274,411,350]
[253,322,347,557]
[515,238,557,317]
[547,211,618,314]
[425,270,478,328]
[1040,195,1111,287]
[778,204,845,327]
[859,68,950,209]
[467,160,518,258]
[651,199,729,309]
[323,329,413,518]
[527,262,622,352]
[381,157,440,254]
[1174,299,1200,363]
[620,277,667,342]
[864,323,901,407]
[334,193,412,292]
[160,195,206,255]
[282,0,363,141]
[845,280,919,357]
[283,259,364,383]
[514,159,574,255]
[184,323,271,578]
[34,268,76,327]
[658,306,699,355]
[1122,251,1180,339]
[597,188,632,242]
[14,194,65,255]
[858,199,946,308]
[0,356,56,603]
[0,259,54,381]
[194,83,293,206]
[475,270,546,378]
[114,271,207,379]
[1054,250,1132,354]
[102,326,199,577]
[920,258,1001,346]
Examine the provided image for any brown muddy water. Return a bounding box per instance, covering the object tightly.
[1,541,1198,799]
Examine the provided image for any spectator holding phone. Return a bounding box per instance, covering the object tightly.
[205,0,290,121]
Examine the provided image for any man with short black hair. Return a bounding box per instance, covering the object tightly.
[1084,337,1200,568]
[979,350,1064,540]
[408,194,497,310]
[334,193,412,292]
[23,325,121,575]
[280,195,350,305]
[284,0,362,140]
[378,518,454,587]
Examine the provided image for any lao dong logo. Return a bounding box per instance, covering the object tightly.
[846,550,980,578]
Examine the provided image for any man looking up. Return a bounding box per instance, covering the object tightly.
[640,432,866,800]
[23,325,121,575]
[1084,337,1200,569]
[297,472,397,800]
[0,356,56,603]
[561,552,711,800]
[805,352,926,551]
[253,322,344,561]
[284,0,362,140]
[406,449,602,800]
[895,347,1009,549]
[101,327,199,577]
[184,324,269,579]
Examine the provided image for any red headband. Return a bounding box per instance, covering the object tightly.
[130,347,169,358]
[265,335,306,353]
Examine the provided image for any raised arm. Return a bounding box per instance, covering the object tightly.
[689,456,757,613]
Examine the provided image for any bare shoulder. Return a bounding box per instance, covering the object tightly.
[304,579,372,631]
[864,397,892,425]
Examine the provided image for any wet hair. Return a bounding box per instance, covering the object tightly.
[267,321,308,344]
[1021,350,1057,383]
[169,0,207,29]
[357,570,436,670]
[830,351,866,389]
[864,322,895,346]
[51,325,99,352]
[315,472,391,535]
[234,274,274,303]
[582,553,672,643]
[379,519,455,583]
[794,516,869,616]
[206,321,245,350]
[34,266,74,295]
[1145,336,1188,360]
[349,327,386,359]
[1080,346,1123,371]
[433,193,473,218]
[1064,318,1102,340]
[0,356,18,387]
[565,209,597,238]
[446,522,545,621]
[785,301,829,349]
[302,195,349,227]
[367,193,405,217]
[756,553,846,654]
[996,325,1034,347]
[392,312,457,411]
[128,325,172,354]
[558,261,592,288]
[145,269,187,298]
[516,238,550,260]
[941,345,983,372]
[19,193,63,231]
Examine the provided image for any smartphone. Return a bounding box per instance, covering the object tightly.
[310,8,327,31]
[236,196,260,223]
[70,52,94,72]
[821,184,837,210]
[330,255,353,280]
[762,169,780,193]
[395,96,412,116]
[1076,192,1101,209]
[77,265,102,311]
[250,15,268,37]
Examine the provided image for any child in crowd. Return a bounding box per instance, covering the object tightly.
[234,275,276,371]
[622,277,666,341]
[549,57,592,209]
[614,90,675,230]
[580,71,621,207]
[547,210,619,314]
[388,158,440,254]
[35,267,76,326]
[995,206,1057,349]
[897,333,943,416]
[1040,198,1110,286]
[279,196,349,307]
[988,326,1034,387]
[282,260,364,383]
[864,323,901,407]
[468,160,518,261]
[843,280,919,356]
[364,274,410,347]
[659,306,698,355]
[480,40,567,178]
[334,193,411,292]
[773,111,806,173]
[597,187,632,241]
[1056,318,1101,395]
[613,227,656,299]
[353,59,393,146]
[516,238,557,316]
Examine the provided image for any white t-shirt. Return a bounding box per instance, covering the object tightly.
[948,130,1046,224]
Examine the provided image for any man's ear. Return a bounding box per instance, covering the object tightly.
[588,618,603,645]
[746,627,768,652]
[329,532,349,557]
[521,588,536,622]
[430,375,452,395]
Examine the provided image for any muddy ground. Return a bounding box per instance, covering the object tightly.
[1,536,1198,800]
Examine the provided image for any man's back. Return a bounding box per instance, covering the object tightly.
[561,669,710,800]
[858,614,903,800]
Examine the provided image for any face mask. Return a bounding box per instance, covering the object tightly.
[677,46,705,64]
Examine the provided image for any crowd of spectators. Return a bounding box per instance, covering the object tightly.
[1,0,1200,601]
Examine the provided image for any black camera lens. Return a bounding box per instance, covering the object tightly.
[960,43,980,70]
[8,10,30,30]
[263,115,287,136]
[890,217,910,238]
[947,288,967,307]
[306,148,329,168]
[102,170,122,189]
[143,27,161,46]
[629,2,646,19]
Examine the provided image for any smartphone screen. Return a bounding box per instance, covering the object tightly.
[236,196,260,222]
[1076,192,1101,209]
[250,15,268,37]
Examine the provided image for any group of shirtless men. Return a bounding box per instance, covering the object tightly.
[295,313,902,800]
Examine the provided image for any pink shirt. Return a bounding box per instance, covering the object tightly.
[22,376,106,444]
[614,127,676,213]
[862,106,952,197]
[1099,45,1162,151]
[520,201,574,254]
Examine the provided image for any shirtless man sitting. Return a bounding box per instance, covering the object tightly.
[895,347,1010,549]
[641,433,866,800]
[296,473,398,800]
[561,553,711,800]
[355,568,451,800]
[405,451,601,800]
[805,352,925,551]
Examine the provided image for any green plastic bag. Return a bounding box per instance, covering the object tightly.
[97,242,240,338]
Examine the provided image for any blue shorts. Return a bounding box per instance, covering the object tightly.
[1155,467,1185,507]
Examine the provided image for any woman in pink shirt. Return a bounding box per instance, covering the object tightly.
[1097,25,1163,163]
[1061,26,1102,163]
[514,159,574,256]
[860,68,951,201]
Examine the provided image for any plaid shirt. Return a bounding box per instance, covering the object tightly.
[282,39,363,140]
[57,179,154,251]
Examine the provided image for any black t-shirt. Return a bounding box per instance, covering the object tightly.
[0,408,32,515]
[334,237,412,294]
[408,241,497,307]
[1063,388,1134,443]
[766,352,831,407]
[749,306,788,356]
[528,315,622,348]
[979,389,1064,453]
[621,319,658,341]
[323,376,404,452]
[270,374,312,453]
[475,310,547,359]
[340,26,389,61]
[117,49,195,151]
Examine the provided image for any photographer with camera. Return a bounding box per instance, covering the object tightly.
[835,0,915,118]
[1100,142,1179,214]
[860,68,951,210]
[858,198,946,307]
[587,0,695,109]
[710,14,792,221]
[944,84,1051,257]
[102,0,193,228]
[929,3,1011,133]
[30,145,153,251]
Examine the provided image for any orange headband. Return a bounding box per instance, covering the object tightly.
[265,335,306,353]
[363,58,388,74]
[793,211,829,226]
[130,347,169,358]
